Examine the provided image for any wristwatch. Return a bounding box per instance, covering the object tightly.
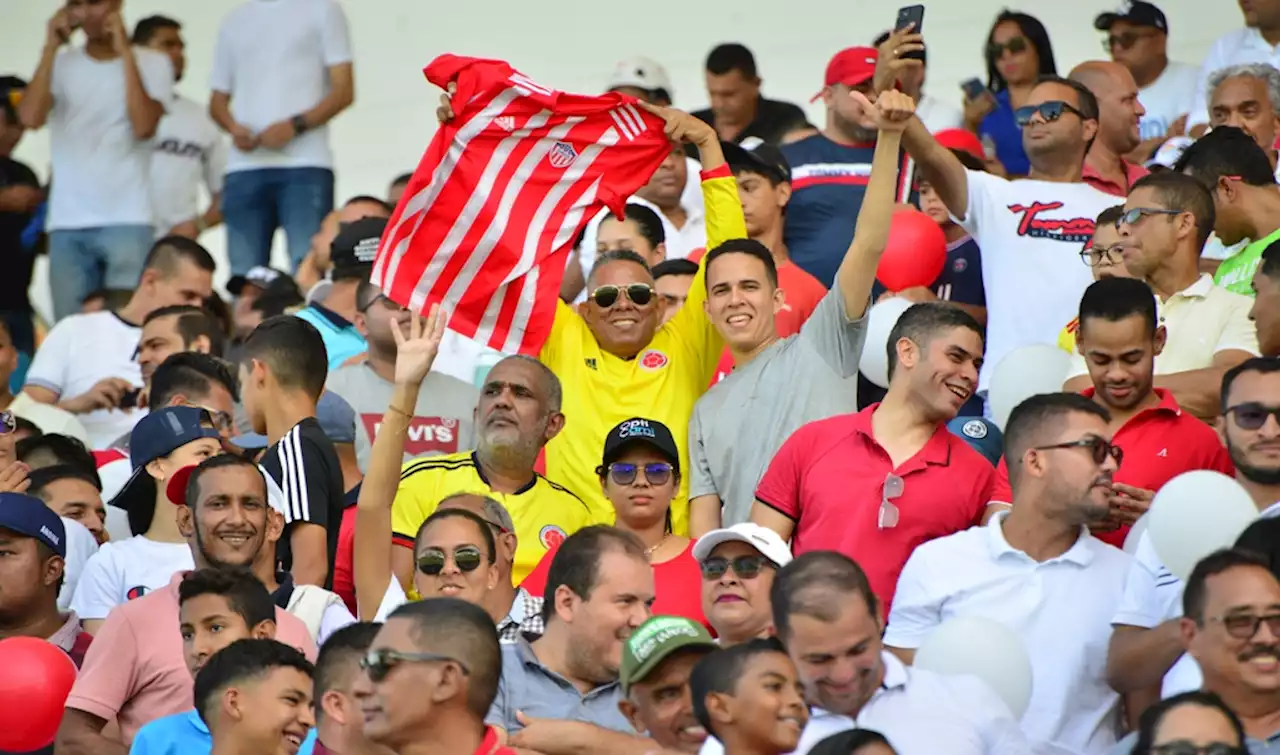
[291,114,309,136]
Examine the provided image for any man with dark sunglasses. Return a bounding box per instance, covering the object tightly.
[1108,358,1280,714]
[886,392,1132,754]
[1063,172,1259,419]
[1110,548,1280,754]
[877,45,1119,408]
[694,523,791,647]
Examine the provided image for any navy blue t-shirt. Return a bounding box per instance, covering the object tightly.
[781,133,917,287]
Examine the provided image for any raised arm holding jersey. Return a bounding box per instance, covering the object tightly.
[686,90,918,535]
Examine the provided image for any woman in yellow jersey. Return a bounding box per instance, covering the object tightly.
[520,417,708,629]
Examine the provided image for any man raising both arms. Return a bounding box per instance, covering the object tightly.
[688,89,915,533]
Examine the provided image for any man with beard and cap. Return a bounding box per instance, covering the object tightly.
[886,393,1132,754]
[1111,549,1280,753]
[55,454,317,755]
[989,278,1234,548]
[779,47,916,287]
[1108,357,1280,710]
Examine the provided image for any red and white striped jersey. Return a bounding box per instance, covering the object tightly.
[372,54,672,355]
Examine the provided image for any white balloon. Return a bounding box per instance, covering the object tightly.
[858,297,914,389]
[1123,515,1148,555]
[1148,470,1258,582]
[987,345,1071,431]
[914,616,1033,719]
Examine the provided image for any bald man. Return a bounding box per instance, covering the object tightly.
[1071,61,1151,196]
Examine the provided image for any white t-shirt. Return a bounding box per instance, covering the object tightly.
[69,534,194,620]
[46,47,174,231]
[209,0,353,173]
[885,514,1131,754]
[432,330,508,388]
[1137,62,1199,142]
[917,93,965,133]
[1189,27,1280,129]
[59,517,100,612]
[8,392,90,446]
[150,94,229,235]
[957,171,1118,391]
[23,311,145,448]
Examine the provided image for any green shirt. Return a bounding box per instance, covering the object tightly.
[1214,227,1280,296]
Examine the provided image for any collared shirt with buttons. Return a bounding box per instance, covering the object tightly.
[697,651,1030,755]
[885,512,1132,754]
[485,637,630,734]
[755,405,996,609]
[1066,274,1259,380]
[1082,159,1149,198]
[988,388,1236,548]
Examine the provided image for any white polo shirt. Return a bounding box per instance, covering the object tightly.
[1066,274,1259,380]
[885,513,1131,753]
[698,651,1029,755]
[1113,501,1280,698]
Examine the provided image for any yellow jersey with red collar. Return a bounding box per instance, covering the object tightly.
[540,165,747,533]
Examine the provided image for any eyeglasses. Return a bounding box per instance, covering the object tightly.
[877,474,904,529]
[1104,31,1154,52]
[1033,436,1124,466]
[1079,243,1125,267]
[1209,612,1280,641]
[358,293,407,314]
[590,284,654,308]
[0,411,15,435]
[986,36,1029,60]
[1226,403,1280,431]
[598,461,673,487]
[416,545,484,575]
[700,555,775,581]
[195,407,234,435]
[1116,207,1183,228]
[1013,100,1086,128]
[359,647,470,683]
[1150,744,1248,755]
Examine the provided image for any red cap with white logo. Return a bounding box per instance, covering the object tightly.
[812,47,879,103]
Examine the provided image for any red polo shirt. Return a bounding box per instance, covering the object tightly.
[755,405,996,609]
[988,388,1235,547]
[1082,159,1149,197]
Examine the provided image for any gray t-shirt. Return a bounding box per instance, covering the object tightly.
[486,638,631,734]
[689,283,867,525]
[325,362,479,473]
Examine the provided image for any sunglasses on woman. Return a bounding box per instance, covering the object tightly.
[1013,100,1085,128]
[1227,403,1280,431]
[590,283,654,308]
[359,647,470,683]
[416,545,484,575]
[700,555,774,581]
[985,36,1028,60]
[599,461,673,487]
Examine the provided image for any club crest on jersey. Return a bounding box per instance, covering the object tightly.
[639,350,668,370]
[540,525,567,549]
[961,420,988,439]
[953,257,968,273]
[549,142,578,169]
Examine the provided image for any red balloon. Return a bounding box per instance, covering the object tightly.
[876,207,948,292]
[0,637,77,751]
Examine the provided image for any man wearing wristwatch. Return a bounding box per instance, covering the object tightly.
[207,0,356,276]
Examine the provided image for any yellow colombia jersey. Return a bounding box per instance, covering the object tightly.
[390,451,597,585]
[1059,317,1080,353]
[540,168,748,535]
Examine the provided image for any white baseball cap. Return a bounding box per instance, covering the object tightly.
[607,56,674,99]
[1147,135,1195,170]
[692,523,792,567]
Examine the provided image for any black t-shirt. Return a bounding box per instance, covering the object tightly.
[261,417,344,589]
[0,156,39,313]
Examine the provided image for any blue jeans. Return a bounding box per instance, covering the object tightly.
[222,167,334,275]
[47,225,154,322]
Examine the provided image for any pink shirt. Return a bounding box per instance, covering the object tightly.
[64,571,317,744]
[1081,159,1149,197]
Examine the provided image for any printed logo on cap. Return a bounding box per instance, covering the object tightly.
[539,525,567,549]
[639,350,668,370]
[962,419,988,439]
[549,142,578,169]
[354,237,380,264]
[39,525,60,547]
[618,418,657,440]
[629,616,699,661]
[126,585,149,600]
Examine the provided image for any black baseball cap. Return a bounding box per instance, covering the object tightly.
[227,266,290,296]
[600,418,680,474]
[1094,1,1168,33]
[721,138,791,184]
[331,217,386,274]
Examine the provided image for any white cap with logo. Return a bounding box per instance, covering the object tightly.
[692,523,793,567]
[607,56,674,98]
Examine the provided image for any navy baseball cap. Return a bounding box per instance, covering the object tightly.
[316,391,356,444]
[112,406,222,534]
[0,492,67,558]
[947,417,1004,466]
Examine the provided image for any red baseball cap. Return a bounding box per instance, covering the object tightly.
[934,128,987,162]
[812,47,878,103]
